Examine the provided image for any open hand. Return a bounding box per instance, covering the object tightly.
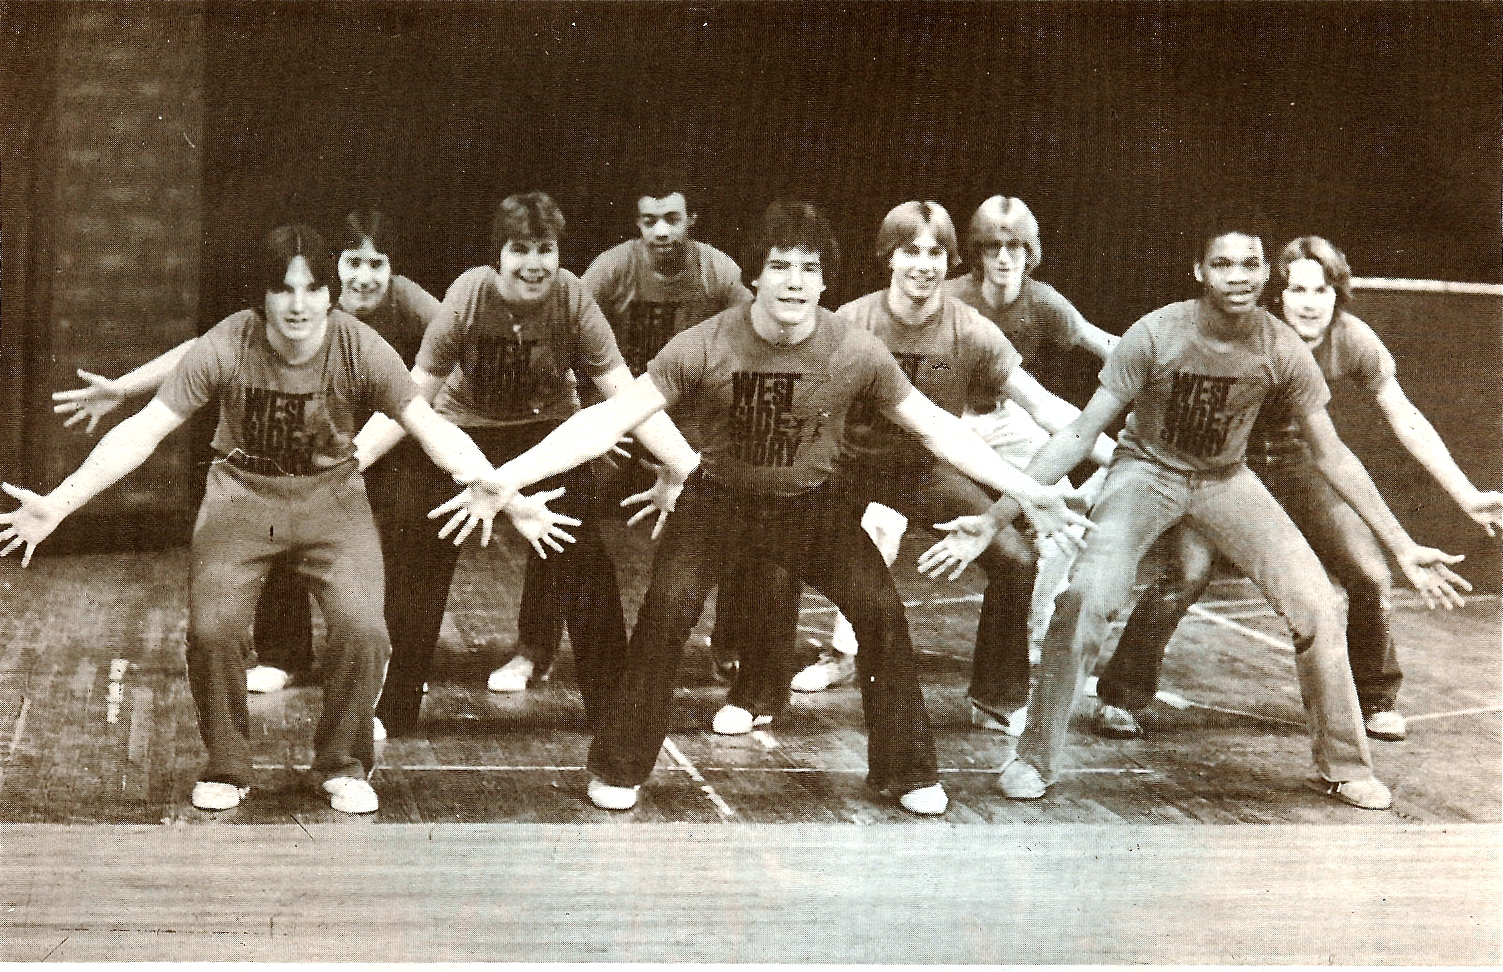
[621,460,684,539]
[51,370,126,434]
[917,514,1000,581]
[1461,490,1503,538]
[1019,486,1094,556]
[0,483,66,567]
[1397,545,1471,609]
[503,487,581,558]
[429,474,517,547]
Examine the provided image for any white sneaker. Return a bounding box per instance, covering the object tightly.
[1325,777,1392,810]
[970,702,1027,737]
[790,652,856,692]
[588,778,640,810]
[1365,710,1407,742]
[191,781,250,811]
[372,717,387,743]
[322,776,379,814]
[245,665,290,694]
[712,704,772,736]
[897,783,948,816]
[997,758,1047,799]
[487,656,534,693]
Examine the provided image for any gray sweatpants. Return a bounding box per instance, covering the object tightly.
[186,458,388,788]
[1016,453,1374,785]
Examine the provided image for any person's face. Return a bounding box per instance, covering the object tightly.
[1194,233,1269,317]
[752,245,826,326]
[1281,257,1338,344]
[495,235,560,304]
[264,254,331,344]
[636,193,695,262]
[889,227,948,303]
[981,232,1029,293]
[337,238,392,315]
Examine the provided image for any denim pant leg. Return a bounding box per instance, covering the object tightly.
[722,553,803,718]
[789,488,937,793]
[1264,462,1401,715]
[1098,523,1218,711]
[1187,467,1373,782]
[1017,456,1189,783]
[587,476,728,787]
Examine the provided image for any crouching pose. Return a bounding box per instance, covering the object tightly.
[436,201,1092,816]
[1,225,558,814]
[923,224,1468,811]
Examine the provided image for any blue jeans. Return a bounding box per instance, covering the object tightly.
[1101,457,1401,715]
[1017,454,1373,785]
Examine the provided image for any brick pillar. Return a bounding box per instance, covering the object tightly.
[39,1,204,528]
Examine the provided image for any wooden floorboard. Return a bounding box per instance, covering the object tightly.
[1,822,1496,963]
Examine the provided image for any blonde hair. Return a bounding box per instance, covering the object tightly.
[964,196,1042,277]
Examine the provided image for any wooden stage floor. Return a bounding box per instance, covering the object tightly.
[1,519,1499,962]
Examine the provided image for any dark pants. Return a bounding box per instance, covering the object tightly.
[188,459,387,787]
[374,424,629,733]
[1100,456,1402,716]
[711,554,805,717]
[712,460,1037,715]
[587,473,938,793]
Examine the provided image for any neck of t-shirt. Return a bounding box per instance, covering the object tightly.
[1196,298,1260,343]
[980,273,1024,309]
[263,315,329,366]
[749,301,818,348]
[886,287,943,327]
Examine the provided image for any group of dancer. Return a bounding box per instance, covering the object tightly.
[5,173,1497,817]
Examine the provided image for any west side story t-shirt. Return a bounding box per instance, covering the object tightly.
[944,274,1091,369]
[646,304,913,496]
[417,266,625,428]
[837,291,1022,468]
[156,308,419,475]
[1250,310,1397,465]
[582,238,752,375]
[1100,298,1331,473]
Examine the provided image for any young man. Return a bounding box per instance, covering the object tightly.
[789,196,1120,713]
[493,170,757,693]
[1094,235,1502,741]
[435,201,1092,816]
[0,225,547,814]
[924,224,1468,810]
[715,200,1115,738]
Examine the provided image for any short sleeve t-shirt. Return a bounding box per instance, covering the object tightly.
[417,266,625,428]
[355,274,441,368]
[1251,310,1397,464]
[581,238,753,375]
[944,274,1090,368]
[1100,299,1331,473]
[156,308,418,475]
[646,305,913,496]
[836,291,1023,467]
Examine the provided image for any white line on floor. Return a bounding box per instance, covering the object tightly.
[1186,603,1295,653]
[1183,701,1306,728]
[663,737,736,817]
[1405,705,1503,724]
[7,696,29,758]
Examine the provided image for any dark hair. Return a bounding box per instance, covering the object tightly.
[335,208,396,259]
[250,223,335,305]
[1275,236,1353,316]
[741,200,841,284]
[631,163,696,212]
[490,193,566,266]
[875,200,959,268]
[1195,218,1269,264]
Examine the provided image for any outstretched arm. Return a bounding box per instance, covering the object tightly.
[353,366,446,471]
[1001,368,1117,468]
[1,399,186,564]
[51,338,197,433]
[1075,321,1120,361]
[1301,407,1471,608]
[590,364,699,480]
[1372,377,1503,536]
[885,389,1091,539]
